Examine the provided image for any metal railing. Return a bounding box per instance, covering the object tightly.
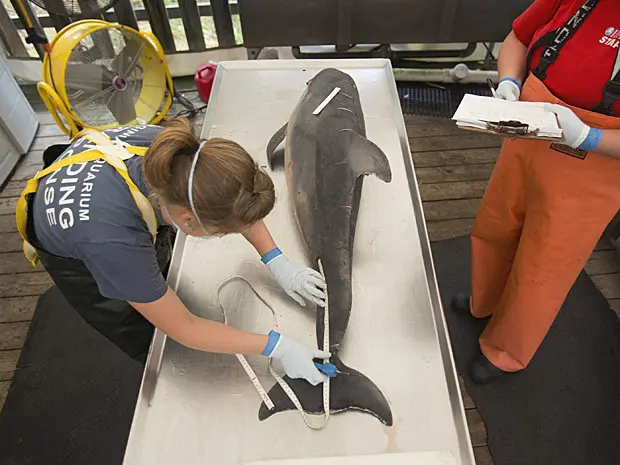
[0,0,241,59]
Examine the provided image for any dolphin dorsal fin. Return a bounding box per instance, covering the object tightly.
[342,130,392,183]
[266,123,288,169]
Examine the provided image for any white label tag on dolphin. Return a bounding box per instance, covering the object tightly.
[313,87,341,115]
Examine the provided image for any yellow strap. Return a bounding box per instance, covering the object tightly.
[32,149,111,182]
[69,129,155,233]
[74,130,155,231]
[16,149,109,250]
[74,128,112,144]
[108,162,159,240]
[17,131,157,267]
[129,146,148,156]
[75,128,149,157]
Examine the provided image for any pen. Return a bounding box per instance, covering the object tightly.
[314,361,349,377]
[487,78,498,98]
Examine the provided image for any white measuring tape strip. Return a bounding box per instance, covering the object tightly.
[216,259,330,430]
[217,276,276,410]
[318,259,330,427]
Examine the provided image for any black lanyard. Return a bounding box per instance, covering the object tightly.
[527,0,599,80]
[524,0,620,115]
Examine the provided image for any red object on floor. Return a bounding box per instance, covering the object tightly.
[195,63,217,104]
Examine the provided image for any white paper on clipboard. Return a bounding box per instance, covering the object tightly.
[452,94,563,140]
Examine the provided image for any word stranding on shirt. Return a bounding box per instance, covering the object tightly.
[43,153,105,229]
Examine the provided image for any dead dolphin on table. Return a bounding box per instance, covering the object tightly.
[260,68,394,426]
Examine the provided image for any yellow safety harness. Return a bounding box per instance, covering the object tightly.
[16,128,158,266]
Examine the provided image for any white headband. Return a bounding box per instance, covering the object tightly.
[188,141,207,230]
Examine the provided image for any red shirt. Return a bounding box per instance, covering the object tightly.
[514,0,620,113]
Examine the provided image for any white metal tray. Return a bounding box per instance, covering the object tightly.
[122,59,474,465]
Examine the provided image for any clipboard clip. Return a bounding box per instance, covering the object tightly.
[482,120,539,137]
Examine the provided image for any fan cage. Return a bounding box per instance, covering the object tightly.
[63,27,166,127]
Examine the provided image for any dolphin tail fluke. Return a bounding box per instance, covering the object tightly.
[266,123,288,169]
[258,356,393,426]
[344,130,392,183]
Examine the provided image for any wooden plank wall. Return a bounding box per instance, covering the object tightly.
[7,0,46,58]
[0,2,28,58]
[41,0,71,30]
[143,0,176,53]
[113,0,139,29]
[2,0,241,65]
[179,0,207,52]
[211,0,237,48]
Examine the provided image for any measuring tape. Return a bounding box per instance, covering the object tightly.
[217,259,331,430]
[218,276,276,410]
[318,259,330,427]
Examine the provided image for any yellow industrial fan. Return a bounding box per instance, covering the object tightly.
[37,20,174,137]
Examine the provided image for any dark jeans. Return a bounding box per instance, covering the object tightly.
[29,144,175,364]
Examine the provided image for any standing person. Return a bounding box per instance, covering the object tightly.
[17,118,330,386]
[452,0,620,382]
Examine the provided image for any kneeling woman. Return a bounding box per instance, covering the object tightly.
[19,118,329,386]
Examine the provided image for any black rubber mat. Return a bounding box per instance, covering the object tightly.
[432,236,620,465]
[397,82,491,117]
[0,287,142,465]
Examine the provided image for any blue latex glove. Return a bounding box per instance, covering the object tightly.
[543,103,603,151]
[263,330,330,385]
[263,249,327,307]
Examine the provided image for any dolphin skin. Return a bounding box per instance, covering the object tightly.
[261,68,393,426]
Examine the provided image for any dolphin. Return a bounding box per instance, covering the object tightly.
[260,68,393,426]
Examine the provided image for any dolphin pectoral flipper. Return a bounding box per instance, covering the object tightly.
[266,123,288,169]
[343,130,392,183]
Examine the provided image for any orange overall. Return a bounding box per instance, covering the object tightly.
[471,74,620,372]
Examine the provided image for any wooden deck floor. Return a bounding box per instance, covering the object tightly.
[1,92,619,465]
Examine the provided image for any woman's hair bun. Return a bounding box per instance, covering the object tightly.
[144,120,276,233]
[234,166,275,226]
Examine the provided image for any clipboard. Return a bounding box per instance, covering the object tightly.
[452,94,565,142]
[458,118,565,141]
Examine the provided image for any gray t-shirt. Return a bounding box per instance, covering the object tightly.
[32,125,168,303]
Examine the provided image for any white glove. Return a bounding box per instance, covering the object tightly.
[543,103,602,150]
[266,254,326,307]
[265,331,330,385]
[495,78,521,102]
